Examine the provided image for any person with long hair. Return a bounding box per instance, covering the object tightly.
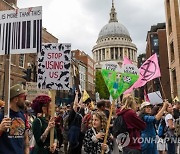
[116,94,146,154]
[139,101,169,154]
[31,95,57,154]
[83,111,113,154]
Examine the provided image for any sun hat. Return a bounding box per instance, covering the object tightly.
[10,84,26,99]
[140,101,152,110]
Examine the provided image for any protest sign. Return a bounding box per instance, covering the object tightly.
[37,43,71,90]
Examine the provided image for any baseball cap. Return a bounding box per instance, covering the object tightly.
[10,84,26,99]
[140,101,152,110]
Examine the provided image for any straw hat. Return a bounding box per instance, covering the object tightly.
[140,101,152,110]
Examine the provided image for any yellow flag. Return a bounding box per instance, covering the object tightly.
[83,90,90,102]
[173,96,179,102]
[91,101,95,110]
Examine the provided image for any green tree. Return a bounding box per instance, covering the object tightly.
[95,70,110,99]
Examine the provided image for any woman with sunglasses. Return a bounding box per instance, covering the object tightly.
[31,95,57,154]
[139,101,169,154]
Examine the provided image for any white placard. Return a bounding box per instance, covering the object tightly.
[37,43,71,90]
[0,6,42,55]
[122,64,139,75]
[26,82,48,102]
[102,61,122,72]
[147,91,163,105]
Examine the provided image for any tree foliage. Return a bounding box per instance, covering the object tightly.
[95,70,110,99]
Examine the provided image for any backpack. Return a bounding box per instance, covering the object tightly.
[81,113,91,133]
[174,118,180,137]
[112,115,127,138]
[158,118,167,139]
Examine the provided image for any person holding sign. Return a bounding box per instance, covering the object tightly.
[31,95,57,154]
[0,84,29,154]
[83,111,113,154]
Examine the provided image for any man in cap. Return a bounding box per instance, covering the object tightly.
[0,84,29,154]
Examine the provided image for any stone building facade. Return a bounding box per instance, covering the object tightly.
[0,0,58,99]
[164,0,180,98]
[92,1,137,69]
[72,50,95,95]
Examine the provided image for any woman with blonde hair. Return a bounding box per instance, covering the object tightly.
[83,111,113,154]
[116,94,146,154]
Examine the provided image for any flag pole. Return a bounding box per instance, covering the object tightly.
[49,90,56,149]
[4,54,11,118]
[101,99,115,154]
[158,78,166,100]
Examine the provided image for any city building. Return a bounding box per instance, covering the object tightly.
[72,50,95,96]
[78,62,87,91]
[164,0,180,98]
[136,53,146,100]
[0,0,58,99]
[92,0,137,69]
[145,23,171,100]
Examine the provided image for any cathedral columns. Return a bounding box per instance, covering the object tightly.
[113,47,115,60]
[101,49,103,61]
[118,47,120,59]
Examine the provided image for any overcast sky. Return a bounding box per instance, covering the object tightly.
[17,0,165,57]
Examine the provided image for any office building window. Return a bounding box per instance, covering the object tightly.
[170,42,174,62]
[19,54,25,68]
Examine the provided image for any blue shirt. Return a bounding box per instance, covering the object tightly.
[141,115,158,154]
[0,109,26,154]
[141,115,156,138]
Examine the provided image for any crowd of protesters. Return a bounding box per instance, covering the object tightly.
[0,84,180,154]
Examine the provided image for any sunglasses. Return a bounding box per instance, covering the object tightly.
[18,94,27,100]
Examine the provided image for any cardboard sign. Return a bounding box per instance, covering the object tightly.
[26,82,48,102]
[147,91,163,105]
[101,62,139,100]
[37,43,71,90]
[0,6,42,54]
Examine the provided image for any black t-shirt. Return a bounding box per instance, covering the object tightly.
[173,108,180,119]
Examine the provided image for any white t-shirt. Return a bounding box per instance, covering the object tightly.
[165,113,175,127]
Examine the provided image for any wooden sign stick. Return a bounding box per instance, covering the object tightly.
[49,90,56,148]
[4,54,11,118]
[101,99,115,154]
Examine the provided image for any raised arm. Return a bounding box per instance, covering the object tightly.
[155,101,169,121]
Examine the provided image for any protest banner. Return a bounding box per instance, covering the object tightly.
[37,43,71,90]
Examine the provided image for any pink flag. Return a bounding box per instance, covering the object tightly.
[124,53,161,94]
[122,56,132,65]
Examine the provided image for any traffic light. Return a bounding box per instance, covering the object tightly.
[22,68,32,82]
